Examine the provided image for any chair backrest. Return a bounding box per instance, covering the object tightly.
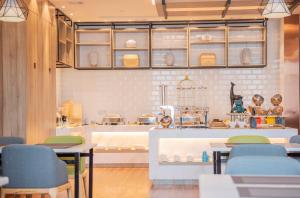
[0,136,24,144]
[44,135,85,144]
[225,156,300,175]
[227,135,270,144]
[44,135,85,174]
[229,144,287,159]
[290,135,300,144]
[2,145,68,188]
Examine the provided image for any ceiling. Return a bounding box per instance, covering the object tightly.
[50,0,300,22]
[50,0,159,22]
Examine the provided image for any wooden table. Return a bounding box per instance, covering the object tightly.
[199,175,300,198]
[0,144,94,198]
[210,143,300,174]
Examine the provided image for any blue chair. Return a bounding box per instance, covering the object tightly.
[229,144,287,159]
[0,136,24,144]
[225,156,300,175]
[1,145,72,198]
[289,135,300,162]
[0,136,24,176]
[290,135,300,144]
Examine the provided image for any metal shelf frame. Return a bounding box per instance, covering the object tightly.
[72,19,267,70]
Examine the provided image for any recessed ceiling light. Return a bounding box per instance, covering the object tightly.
[151,0,155,5]
[70,13,73,16]
[61,5,66,9]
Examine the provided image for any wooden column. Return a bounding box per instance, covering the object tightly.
[0,22,2,136]
[0,0,57,143]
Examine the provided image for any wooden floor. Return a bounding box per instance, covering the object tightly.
[11,168,198,198]
[62,168,199,198]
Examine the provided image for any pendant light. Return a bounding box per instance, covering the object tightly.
[0,0,28,22]
[262,0,291,18]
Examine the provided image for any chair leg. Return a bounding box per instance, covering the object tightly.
[48,189,57,198]
[82,175,88,198]
[0,190,5,198]
[67,187,72,198]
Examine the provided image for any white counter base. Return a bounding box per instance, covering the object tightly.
[149,128,298,183]
[56,125,153,166]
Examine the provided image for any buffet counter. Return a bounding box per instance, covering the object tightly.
[149,127,298,184]
[56,125,155,167]
[56,126,298,170]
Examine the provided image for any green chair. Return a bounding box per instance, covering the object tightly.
[44,136,87,198]
[227,135,270,144]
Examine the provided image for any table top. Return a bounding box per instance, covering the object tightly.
[210,143,300,153]
[0,144,95,154]
[0,177,9,187]
[199,175,300,198]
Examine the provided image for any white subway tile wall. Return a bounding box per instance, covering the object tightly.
[57,20,282,123]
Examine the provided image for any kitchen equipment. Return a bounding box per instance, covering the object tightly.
[137,114,157,125]
[123,54,139,67]
[102,114,125,125]
[209,119,228,128]
[125,39,137,48]
[160,115,172,128]
[180,112,199,126]
[160,105,175,128]
[199,53,216,66]
[69,103,83,126]
[160,84,168,106]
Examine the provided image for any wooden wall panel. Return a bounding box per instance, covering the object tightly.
[2,22,27,139]
[0,0,57,144]
[0,22,3,136]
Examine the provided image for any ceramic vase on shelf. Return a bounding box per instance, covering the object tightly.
[88,51,98,67]
[125,39,137,48]
[240,48,252,65]
[164,52,175,66]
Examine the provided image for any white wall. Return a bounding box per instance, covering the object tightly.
[57,20,283,123]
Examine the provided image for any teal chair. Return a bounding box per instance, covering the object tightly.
[225,156,300,175]
[0,136,24,145]
[289,135,300,162]
[290,135,300,144]
[1,145,71,198]
[229,144,287,159]
[44,136,87,198]
[0,136,24,176]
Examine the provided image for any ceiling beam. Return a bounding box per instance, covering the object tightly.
[289,0,300,13]
[222,0,232,18]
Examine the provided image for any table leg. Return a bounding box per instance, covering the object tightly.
[74,153,80,198]
[89,148,94,198]
[216,151,222,174]
[213,151,217,174]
